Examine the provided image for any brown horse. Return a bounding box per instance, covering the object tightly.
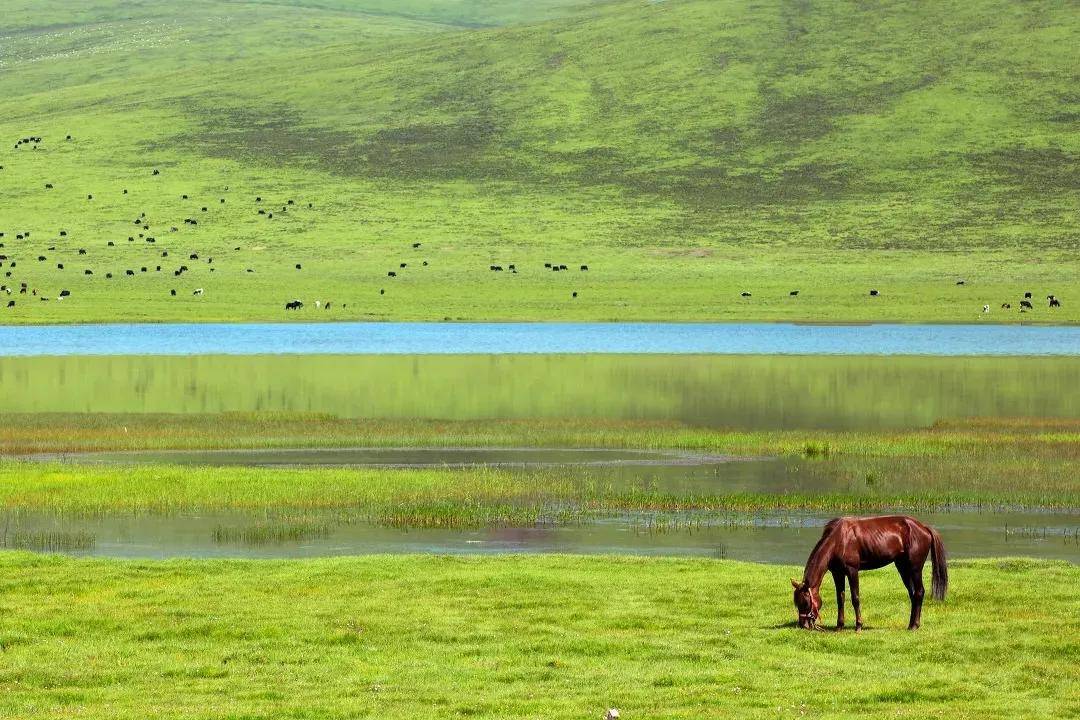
[791,515,947,631]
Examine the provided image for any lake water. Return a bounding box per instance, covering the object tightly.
[1,321,1079,355]
[4,509,1075,564]
[2,354,1078,428]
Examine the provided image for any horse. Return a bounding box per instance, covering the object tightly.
[791,516,947,631]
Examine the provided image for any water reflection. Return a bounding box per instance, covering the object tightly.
[2,354,1078,429]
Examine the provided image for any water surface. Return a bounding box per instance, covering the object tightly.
[2,321,1079,355]
[3,354,1078,429]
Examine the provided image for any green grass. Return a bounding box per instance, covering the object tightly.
[0,0,1077,323]
[0,553,1075,718]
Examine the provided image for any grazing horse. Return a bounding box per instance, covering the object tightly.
[791,516,947,631]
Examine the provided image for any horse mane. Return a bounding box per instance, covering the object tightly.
[802,518,842,585]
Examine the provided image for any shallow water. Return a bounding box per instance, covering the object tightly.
[3,354,1079,428]
[3,509,1075,564]
[2,321,1079,355]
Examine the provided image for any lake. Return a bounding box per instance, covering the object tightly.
[1,321,1079,355]
[2,354,1078,428]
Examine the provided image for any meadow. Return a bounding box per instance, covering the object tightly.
[0,553,1075,719]
[0,0,1077,323]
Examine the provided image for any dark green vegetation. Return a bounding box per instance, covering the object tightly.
[1,0,1078,322]
[2,354,1079,428]
[0,553,1076,718]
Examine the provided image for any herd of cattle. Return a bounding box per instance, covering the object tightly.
[1,134,1066,315]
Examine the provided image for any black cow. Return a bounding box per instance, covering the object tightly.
[295,264,301,270]
[78,249,86,255]
[387,271,397,277]
[190,254,198,260]
[170,289,176,296]
[790,290,799,296]
[126,270,135,276]
[413,242,421,248]
[1024,292,1032,299]
[285,300,303,310]
[1020,300,1033,310]
[580,265,588,271]
[869,289,879,296]
[741,292,751,297]
[1049,297,1061,308]
[57,263,64,270]
[84,270,93,275]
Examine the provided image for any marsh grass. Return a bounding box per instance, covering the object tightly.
[0,529,95,551]
[212,517,332,545]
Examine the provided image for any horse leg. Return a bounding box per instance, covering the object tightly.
[896,559,917,630]
[907,553,927,630]
[847,569,863,630]
[831,568,846,630]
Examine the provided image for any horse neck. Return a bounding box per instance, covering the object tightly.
[802,535,835,589]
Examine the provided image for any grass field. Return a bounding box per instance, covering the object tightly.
[1,0,1077,323]
[0,553,1075,719]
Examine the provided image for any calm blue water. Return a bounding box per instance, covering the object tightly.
[0,322,1078,356]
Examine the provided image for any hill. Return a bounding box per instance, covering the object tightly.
[0,0,1077,323]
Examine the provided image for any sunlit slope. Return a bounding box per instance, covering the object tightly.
[0,0,1077,323]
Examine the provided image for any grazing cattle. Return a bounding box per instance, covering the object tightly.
[869,289,878,296]
[1020,300,1033,310]
[572,291,578,298]
[182,194,188,200]
[422,261,428,266]
[284,300,303,310]
[246,269,254,273]
[256,197,262,202]
[268,213,273,219]
[45,183,53,189]
[295,264,302,270]
[78,249,86,255]
[202,207,207,212]
[220,198,225,203]
[258,209,266,215]
[741,292,751,297]
[1049,297,1061,308]
[37,256,45,261]
[170,289,176,296]
[315,300,321,309]
[956,280,965,285]
[58,290,70,298]
[580,265,588,271]
[380,289,385,295]
[153,169,160,175]
[105,273,113,279]
[59,231,67,237]
[156,266,161,271]
[982,304,990,313]
[190,254,198,260]
[87,195,93,200]
[5,300,13,308]
[544,263,552,268]
[559,264,567,271]
[288,200,295,205]
[66,135,72,140]
[126,270,135,276]
[1001,303,1011,309]
[123,189,128,194]
[790,290,799,296]
[1024,292,1032,299]
[193,288,204,296]
[57,263,64,270]
[85,270,93,275]
[108,241,114,246]
[400,263,407,268]
[387,271,396,277]
[146,238,156,244]
[412,242,421,248]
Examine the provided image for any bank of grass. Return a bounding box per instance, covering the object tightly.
[3,413,1080,457]
[0,553,1074,719]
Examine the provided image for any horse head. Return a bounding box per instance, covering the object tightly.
[791,578,821,629]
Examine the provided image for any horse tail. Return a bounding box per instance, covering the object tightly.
[929,527,948,601]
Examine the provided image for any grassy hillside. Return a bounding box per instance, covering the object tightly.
[0,0,1077,323]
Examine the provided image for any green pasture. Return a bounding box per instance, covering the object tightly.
[0,0,1077,323]
[0,553,1075,719]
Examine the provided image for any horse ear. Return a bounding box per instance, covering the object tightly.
[790,577,801,589]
